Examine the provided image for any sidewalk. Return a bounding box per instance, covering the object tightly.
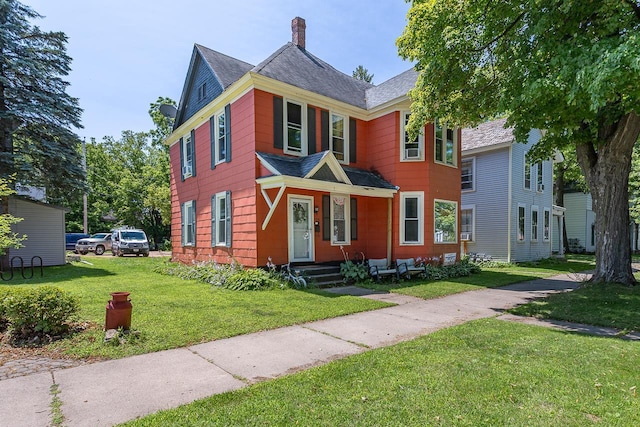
[0,273,630,427]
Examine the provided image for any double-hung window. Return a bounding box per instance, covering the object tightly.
[543,208,550,241]
[461,158,474,191]
[434,200,458,243]
[211,191,231,247]
[518,204,526,241]
[331,194,349,245]
[330,113,347,162]
[400,192,424,245]
[461,206,474,241]
[435,120,457,166]
[531,206,539,242]
[285,100,304,154]
[181,132,194,178]
[214,109,227,164]
[524,157,532,190]
[536,162,544,192]
[401,112,423,161]
[181,200,196,246]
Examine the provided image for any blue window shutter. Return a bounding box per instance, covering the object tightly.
[322,195,330,241]
[192,200,196,246]
[321,110,329,152]
[179,137,184,181]
[211,195,216,246]
[190,130,196,177]
[225,190,232,248]
[350,197,358,240]
[307,106,316,154]
[273,97,283,149]
[349,118,357,163]
[209,117,216,170]
[225,104,232,162]
[180,202,185,245]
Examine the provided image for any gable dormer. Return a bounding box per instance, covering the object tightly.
[174,45,253,129]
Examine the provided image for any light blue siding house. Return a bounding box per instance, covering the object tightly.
[461,119,562,262]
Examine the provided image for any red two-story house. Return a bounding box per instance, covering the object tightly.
[168,17,461,268]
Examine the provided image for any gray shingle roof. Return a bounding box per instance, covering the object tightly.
[461,118,513,152]
[196,44,254,89]
[252,43,374,109]
[365,68,418,109]
[257,151,395,190]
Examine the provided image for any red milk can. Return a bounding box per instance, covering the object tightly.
[105,292,132,330]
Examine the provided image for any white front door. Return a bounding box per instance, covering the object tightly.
[289,196,314,262]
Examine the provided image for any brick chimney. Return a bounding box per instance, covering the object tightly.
[291,17,306,49]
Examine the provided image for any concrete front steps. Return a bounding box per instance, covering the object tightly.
[292,264,344,287]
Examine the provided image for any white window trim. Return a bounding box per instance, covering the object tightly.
[330,193,350,245]
[531,205,539,242]
[517,203,526,242]
[183,200,195,246]
[543,207,551,242]
[400,111,424,162]
[213,108,226,165]
[536,162,544,192]
[434,199,459,244]
[182,132,193,178]
[284,98,307,157]
[330,111,349,165]
[213,191,229,247]
[434,120,458,167]
[461,157,475,192]
[400,191,424,245]
[461,204,475,242]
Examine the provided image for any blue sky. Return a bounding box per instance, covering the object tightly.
[22,0,413,140]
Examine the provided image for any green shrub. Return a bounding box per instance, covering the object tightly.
[2,286,79,340]
[340,260,369,283]
[223,269,280,291]
[0,287,11,331]
[154,259,243,287]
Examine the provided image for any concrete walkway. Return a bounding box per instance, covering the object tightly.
[0,273,635,427]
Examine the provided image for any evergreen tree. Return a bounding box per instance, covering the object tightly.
[352,65,374,83]
[0,0,84,195]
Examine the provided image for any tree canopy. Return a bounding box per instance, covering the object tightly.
[398,0,640,285]
[352,65,374,83]
[0,0,84,193]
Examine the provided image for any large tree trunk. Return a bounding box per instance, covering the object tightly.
[576,112,640,285]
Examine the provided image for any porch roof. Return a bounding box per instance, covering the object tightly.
[256,151,397,190]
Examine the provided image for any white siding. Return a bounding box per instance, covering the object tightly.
[8,198,66,267]
[564,192,593,252]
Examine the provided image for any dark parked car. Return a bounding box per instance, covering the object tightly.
[65,233,90,251]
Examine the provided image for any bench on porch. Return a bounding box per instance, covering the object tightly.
[396,258,427,278]
[368,258,398,281]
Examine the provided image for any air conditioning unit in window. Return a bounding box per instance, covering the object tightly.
[405,148,420,159]
[182,165,192,177]
[460,233,472,241]
[537,184,544,192]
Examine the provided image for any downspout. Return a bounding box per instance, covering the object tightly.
[387,198,392,262]
[507,145,513,263]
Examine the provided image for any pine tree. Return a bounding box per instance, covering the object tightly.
[352,65,374,83]
[0,0,84,196]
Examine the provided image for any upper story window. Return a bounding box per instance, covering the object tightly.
[524,156,532,190]
[435,120,457,166]
[214,109,226,164]
[197,83,207,101]
[181,132,193,178]
[536,162,544,192]
[401,111,424,161]
[331,113,347,162]
[461,158,475,191]
[285,100,304,155]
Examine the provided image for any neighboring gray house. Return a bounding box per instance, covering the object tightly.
[461,119,561,262]
[563,191,596,253]
[4,196,67,268]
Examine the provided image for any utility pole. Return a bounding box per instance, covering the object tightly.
[82,137,88,234]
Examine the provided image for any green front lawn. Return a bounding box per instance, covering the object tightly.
[123,318,640,426]
[1,257,390,359]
